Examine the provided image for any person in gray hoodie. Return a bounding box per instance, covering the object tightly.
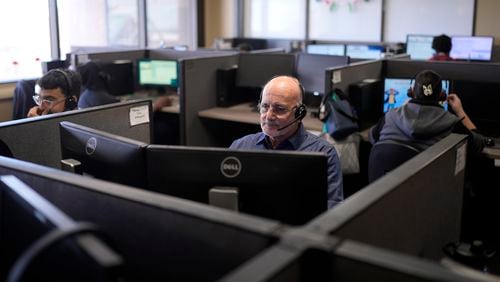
[369,69,485,154]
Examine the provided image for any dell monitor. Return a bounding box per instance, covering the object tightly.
[405,34,435,60]
[59,121,148,188]
[450,36,494,61]
[146,145,328,225]
[346,44,384,60]
[0,175,123,281]
[383,78,450,113]
[138,59,179,88]
[306,44,345,56]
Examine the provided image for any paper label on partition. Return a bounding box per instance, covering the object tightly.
[332,71,342,84]
[454,143,466,175]
[129,105,150,126]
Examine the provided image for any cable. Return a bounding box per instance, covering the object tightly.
[7,222,100,282]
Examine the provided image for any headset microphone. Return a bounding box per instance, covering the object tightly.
[277,116,302,131]
[277,104,307,131]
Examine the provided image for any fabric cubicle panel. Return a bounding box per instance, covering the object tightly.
[325,60,384,95]
[306,133,468,261]
[0,100,152,168]
[0,156,284,281]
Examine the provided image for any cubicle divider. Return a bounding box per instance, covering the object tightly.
[305,134,468,261]
[0,156,284,281]
[220,232,474,281]
[325,59,384,95]
[0,100,152,168]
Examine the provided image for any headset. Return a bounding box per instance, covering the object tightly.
[49,69,78,110]
[258,75,308,126]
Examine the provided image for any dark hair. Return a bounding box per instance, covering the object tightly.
[37,69,82,98]
[432,34,452,54]
[77,61,110,91]
[413,70,442,101]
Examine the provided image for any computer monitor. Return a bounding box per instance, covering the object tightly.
[383,78,450,113]
[59,121,148,188]
[450,36,494,61]
[146,145,328,225]
[101,60,135,96]
[346,44,384,60]
[405,34,435,60]
[306,44,345,56]
[235,53,295,88]
[137,59,179,88]
[0,175,123,281]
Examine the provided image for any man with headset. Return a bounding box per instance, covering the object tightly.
[229,75,344,208]
[27,69,81,117]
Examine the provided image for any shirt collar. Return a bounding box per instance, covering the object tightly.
[255,123,307,150]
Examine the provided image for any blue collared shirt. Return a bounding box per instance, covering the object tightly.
[229,124,343,208]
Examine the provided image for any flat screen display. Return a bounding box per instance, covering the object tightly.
[138,59,178,87]
[383,78,450,113]
[450,36,494,61]
[306,44,345,56]
[346,44,384,60]
[406,34,435,60]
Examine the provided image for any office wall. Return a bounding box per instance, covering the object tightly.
[205,0,500,45]
[204,0,237,47]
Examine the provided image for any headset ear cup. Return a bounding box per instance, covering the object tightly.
[65,96,77,110]
[295,104,307,119]
[407,87,413,98]
[439,91,447,102]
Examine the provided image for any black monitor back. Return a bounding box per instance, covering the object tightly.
[59,121,148,188]
[236,53,295,89]
[146,145,328,225]
[101,60,135,96]
[0,175,123,282]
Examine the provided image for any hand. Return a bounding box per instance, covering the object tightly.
[27,106,49,118]
[153,96,172,112]
[447,94,464,116]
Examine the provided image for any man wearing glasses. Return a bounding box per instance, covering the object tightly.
[27,69,81,117]
[229,75,344,208]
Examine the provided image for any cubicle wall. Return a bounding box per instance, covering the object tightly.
[221,235,473,282]
[182,55,239,145]
[326,59,384,95]
[0,100,152,168]
[306,134,468,260]
[0,156,284,281]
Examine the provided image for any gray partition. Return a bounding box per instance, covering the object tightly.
[385,59,500,82]
[148,48,238,60]
[325,59,384,94]
[221,232,473,281]
[305,134,468,260]
[182,55,240,145]
[0,100,152,168]
[0,156,284,281]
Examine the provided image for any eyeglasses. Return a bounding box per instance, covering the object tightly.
[32,94,65,107]
[258,103,297,116]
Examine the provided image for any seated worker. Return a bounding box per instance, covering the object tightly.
[27,69,81,117]
[430,34,454,61]
[77,61,119,109]
[229,75,344,208]
[12,79,37,119]
[370,70,485,154]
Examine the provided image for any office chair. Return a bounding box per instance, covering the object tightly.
[368,139,421,183]
[12,79,37,119]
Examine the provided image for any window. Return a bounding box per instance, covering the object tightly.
[146,0,197,49]
[0,1,51,82]
[244,0,305,39]
[58,0,139,57]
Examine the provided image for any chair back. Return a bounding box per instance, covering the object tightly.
[368,140,421,183]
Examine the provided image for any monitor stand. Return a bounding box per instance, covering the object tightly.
[61,158,83,174]
[208,186,239,211]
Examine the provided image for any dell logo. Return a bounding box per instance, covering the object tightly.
[220,156,241,178]
[85,137,97,155]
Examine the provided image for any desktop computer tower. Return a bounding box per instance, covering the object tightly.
[216,66,241,107]
[348,79,384,130]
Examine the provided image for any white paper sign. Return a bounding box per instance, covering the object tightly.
[332,71,342,84]
[129,105,150,126]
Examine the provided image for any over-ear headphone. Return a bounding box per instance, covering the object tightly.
[50,69,77,110]
[259,75,307,120]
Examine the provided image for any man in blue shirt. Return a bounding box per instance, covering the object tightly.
[229,76,343,208]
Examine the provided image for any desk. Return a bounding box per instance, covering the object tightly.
[120,92,180,114]
[198,102,323,133]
